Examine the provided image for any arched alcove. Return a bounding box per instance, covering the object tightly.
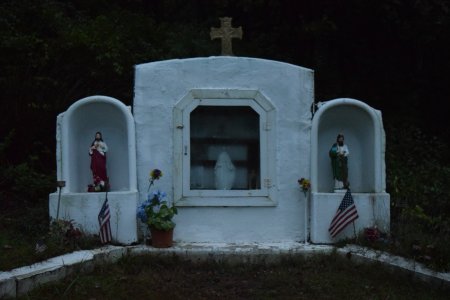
[61,96,136,193]
[311,98,384,193]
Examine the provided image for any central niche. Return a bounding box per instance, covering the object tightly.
[190,106,260,190]
[173,89,276,206]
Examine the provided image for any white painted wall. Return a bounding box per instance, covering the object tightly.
[310,192,390,243]
[60,96,137,193]
[49,191,138,244]
[134,57,314,243]
[311,99,387,193]
[48,60,390,245]
[310,99,390,243]
[49,96,138,244]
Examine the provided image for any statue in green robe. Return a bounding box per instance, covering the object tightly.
[329,134,349,190]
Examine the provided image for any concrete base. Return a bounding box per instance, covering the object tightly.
[49,191,138,244]
[310,192,390,243]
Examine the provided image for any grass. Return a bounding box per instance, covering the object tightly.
[340,215,450,272]
[0,228,101,271]
[18,252,449,299]
[354,235,450,273]
[1,196,449,299]
[1,204,450,273]
[0,206,102,271]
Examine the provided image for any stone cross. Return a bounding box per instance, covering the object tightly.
[210,17,243,56]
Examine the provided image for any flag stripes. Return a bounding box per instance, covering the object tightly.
[98,197,112,244]
[329,189,358,238]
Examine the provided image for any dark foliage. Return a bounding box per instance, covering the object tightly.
[0,0,449,271]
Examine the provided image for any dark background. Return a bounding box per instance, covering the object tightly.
[1,1,450,270]
[1,0,449,200]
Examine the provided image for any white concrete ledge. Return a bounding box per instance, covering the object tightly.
[0,273,15,299]
[128,242,334,264]
[0,246,125,298]
[339,245,450,289]
[1,243,448,298]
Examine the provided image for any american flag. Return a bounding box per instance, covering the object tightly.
[98,197,112,244]
[328,189,358,238]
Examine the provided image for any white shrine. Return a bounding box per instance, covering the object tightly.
[49,56,390,244]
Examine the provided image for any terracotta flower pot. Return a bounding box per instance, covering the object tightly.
[150,227,174,248]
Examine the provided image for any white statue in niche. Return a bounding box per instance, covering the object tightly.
[214,151,235,190]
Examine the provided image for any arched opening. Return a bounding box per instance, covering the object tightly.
[61,96,136,193]
[312,99,383,193]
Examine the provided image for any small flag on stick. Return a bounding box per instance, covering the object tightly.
[98,196,112,244]
[328,189,358,238]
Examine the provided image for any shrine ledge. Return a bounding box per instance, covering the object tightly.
[1,242,450,298]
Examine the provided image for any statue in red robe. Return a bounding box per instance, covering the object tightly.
[89,132,108,191]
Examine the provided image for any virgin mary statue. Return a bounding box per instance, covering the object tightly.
[214,151,235,190]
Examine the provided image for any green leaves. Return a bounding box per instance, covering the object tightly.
[147,203,178,231]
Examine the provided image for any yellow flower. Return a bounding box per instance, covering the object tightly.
[150,169,163,181]
[298,178,311,194]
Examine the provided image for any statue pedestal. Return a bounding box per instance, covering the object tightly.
[310,192,390,243]
[49,191,138,245]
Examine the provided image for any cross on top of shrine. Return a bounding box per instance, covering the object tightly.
[210,17,243,56]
